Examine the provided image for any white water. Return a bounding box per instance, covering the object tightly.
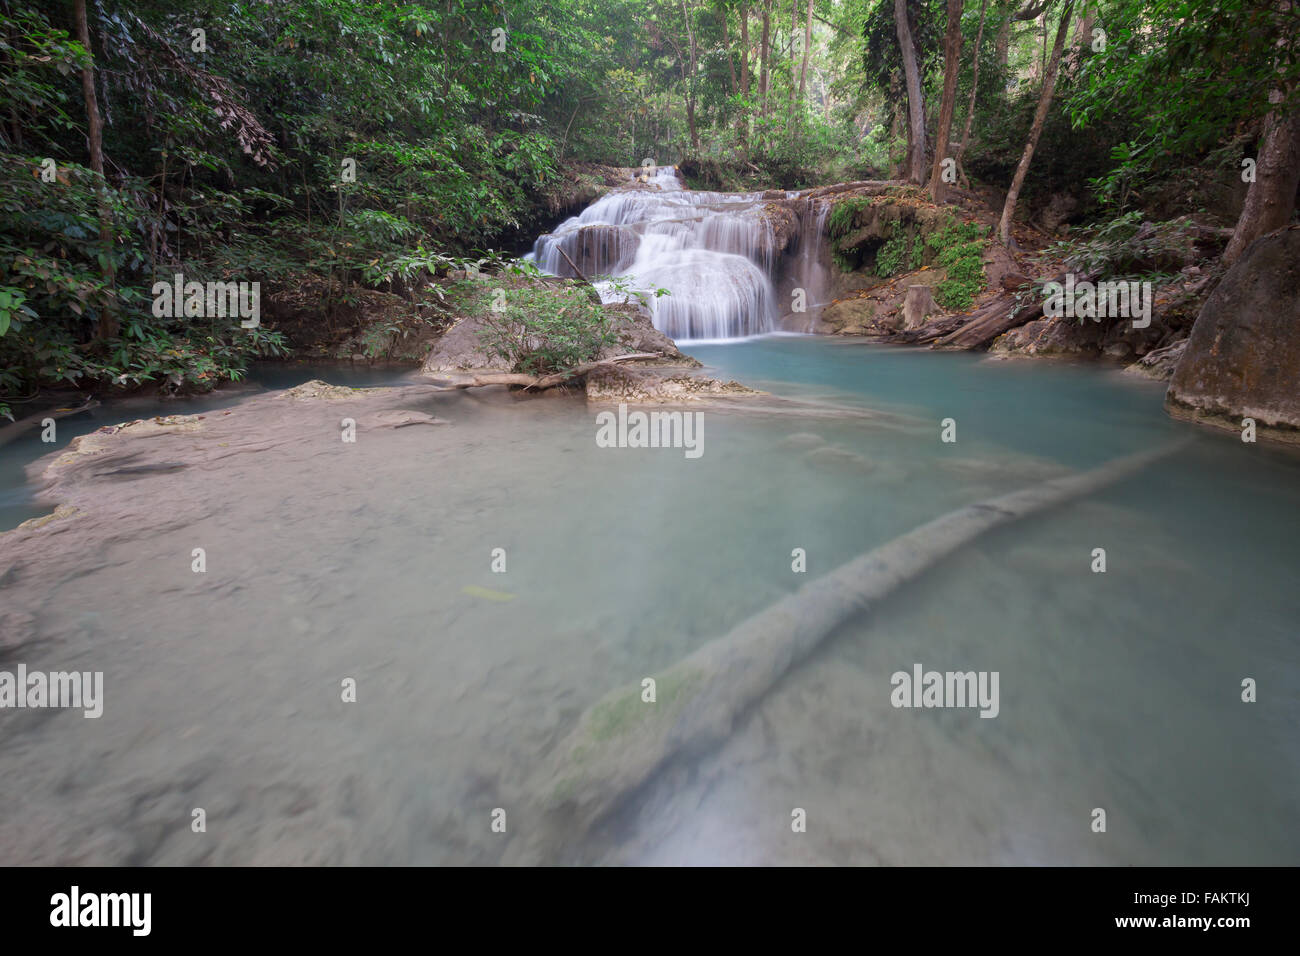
[533,166,817,341]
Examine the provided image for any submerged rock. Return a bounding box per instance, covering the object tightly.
[1166,226,1300,441]
[584,364,759,404]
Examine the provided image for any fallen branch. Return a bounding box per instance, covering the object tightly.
[0,397,99,448]
[555,245,590,284]
[933,298,1042,350]
[891,312,967,344]
[427,352,663,392]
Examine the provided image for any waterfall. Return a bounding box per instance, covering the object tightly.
[784,198,832,334]
[531,166,782,341]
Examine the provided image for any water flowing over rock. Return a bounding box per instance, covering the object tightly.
[531,166,831,341]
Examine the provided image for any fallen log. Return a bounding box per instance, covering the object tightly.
[891,295,1009,345]
[524,440,1186,846]
[891,312,967,344]
[934,299,1042,350]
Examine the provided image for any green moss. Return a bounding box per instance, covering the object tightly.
[827,196,873,240]
[874,221,908,277]
[926,218,988,312]
[584,666,704,743]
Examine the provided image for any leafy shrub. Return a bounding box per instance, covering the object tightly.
[476,283,618,377]
[1042,212,1194,283]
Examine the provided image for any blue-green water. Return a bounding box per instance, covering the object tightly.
[1,339,1296,865]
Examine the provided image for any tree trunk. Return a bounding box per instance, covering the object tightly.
[955,0,991,183]
[894,0,927,185]
[739,2,751,150]
[786,0,799,121]
[994,5,1011,69]
[1062,5,1094,78]
[1224,98,1300,265]
[997,1,1074,246]
[74,0,117,339]
[759,1,771,144]
[682,0,700,151]
[889,71,906,178]
[798,0,814,103]
[723,8,738,94]
[929,0,965,202]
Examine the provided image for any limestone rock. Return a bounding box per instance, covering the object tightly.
[1166,226,1300,440]
[1125,339,1188,381]
[584,364,758,404]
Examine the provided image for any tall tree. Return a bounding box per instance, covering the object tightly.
[929,0,965,202]
[739,1,751,150]
[998,0,1074,245]
[73,0,117,339]
[759,0,771,140]
[682,0,700,151]
[894,0,927,184]
[798,0,814,103]
[722,4,738,94]
[955,0,991,187]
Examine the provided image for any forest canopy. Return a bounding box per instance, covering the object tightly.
[1,0,1296,414]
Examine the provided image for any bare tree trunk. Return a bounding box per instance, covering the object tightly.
[894,0,927,185]
[1063,4,1094,78]
[786,0,799,121]
[759,0,771,145]
[74,0,118,340]
[682,0,700,151]
[1224,98,1300,265]
[930,0,965,202]
[739,2,751,151]
[955,0,991,186]
[998,1,1074,246]
[723,6,738,94]
[889,71,906,178]
[798,0,814,103]
[994,5,1011,69]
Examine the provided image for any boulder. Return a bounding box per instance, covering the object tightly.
[598,303,699,366]
[421,277,693,376]
[821,267,947,335]
[990,315,1105,357]
[421,313,505,372]
[1166,226,1300,440]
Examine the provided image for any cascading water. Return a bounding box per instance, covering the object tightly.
[785,199,833,334]
[532,166,786,341]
